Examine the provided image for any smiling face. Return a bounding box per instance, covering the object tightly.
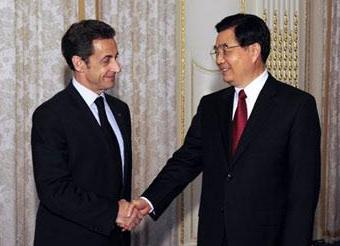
[73,38,120,94]
[215,28,262,88]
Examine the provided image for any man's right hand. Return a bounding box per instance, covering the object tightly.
[132,198,152,216]
[115,199,143,231]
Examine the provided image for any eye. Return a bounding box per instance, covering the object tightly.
[222,43,229,49]
[101,57,111,64]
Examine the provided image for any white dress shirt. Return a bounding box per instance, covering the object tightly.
[72,78,125,175]
[233,70,268,119]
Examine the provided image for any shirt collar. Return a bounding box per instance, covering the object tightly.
[234,69,268,97]
[72,77,104,107]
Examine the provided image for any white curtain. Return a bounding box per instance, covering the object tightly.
[0,1,78,245]
[101,1,178,245]
[323,0,340,242]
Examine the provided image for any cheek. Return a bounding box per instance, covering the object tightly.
[230,55,247,70]
[226,56,239,69]
[101,67,111,76]
[226,51,239,62]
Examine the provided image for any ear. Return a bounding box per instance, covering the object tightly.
[248,42,261,63]
[72,56,86,72]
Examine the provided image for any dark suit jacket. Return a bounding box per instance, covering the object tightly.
[31,83,132,246]
[143,74,321,246]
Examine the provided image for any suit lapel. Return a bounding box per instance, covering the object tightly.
[66,84,124,157]
[230,75,277,168]
[67,83,129,194]
[216,88,235,163]
[66,83,104,134]
[105,95,128,149]
[67,83,128,145]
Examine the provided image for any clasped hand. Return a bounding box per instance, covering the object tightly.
[115,198,151,231]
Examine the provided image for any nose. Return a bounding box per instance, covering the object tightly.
[111,59,121,73]
[216,52,225,65]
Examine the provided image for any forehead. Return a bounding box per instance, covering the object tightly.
[91,38,117,56]
[215,28,237,45]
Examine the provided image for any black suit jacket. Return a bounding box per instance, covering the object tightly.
[143,74,321,246]
[31,83,132,246]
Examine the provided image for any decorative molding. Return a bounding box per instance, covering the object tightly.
[177,0,186,245]
[262,1,299,87]
[178,0,186,144]
[78,0,101,20]
[95,0,102,20]
[240,0,246,13]
[192,60,219,74]
[78,0,85,20]
[190,59,219,114]
[303,0,310,92]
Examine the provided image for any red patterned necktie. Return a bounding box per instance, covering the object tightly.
[231,89,247,155]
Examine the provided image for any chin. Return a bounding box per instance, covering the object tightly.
[103,79,115,88]
[107,83,115,90]
[222,76,233,84]
[224,79,240,88]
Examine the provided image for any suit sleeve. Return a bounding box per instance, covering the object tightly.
[281,95,321,246]
[31,105,118,236]
[142,99,205,219]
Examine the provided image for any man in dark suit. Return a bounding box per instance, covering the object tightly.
[131,13,321,246]
[31,20,140,246]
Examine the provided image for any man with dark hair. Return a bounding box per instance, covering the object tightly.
[132,13,321,246]
[31,20,140,246]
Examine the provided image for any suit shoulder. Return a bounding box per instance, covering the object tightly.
[273,80,315,101]
[202,86,232,99]
[32,88,69,120]
[104,93,129,110]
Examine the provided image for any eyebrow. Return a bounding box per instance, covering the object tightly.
[213,43,227,49]
[213,44,224,50]
[100,53,119,62]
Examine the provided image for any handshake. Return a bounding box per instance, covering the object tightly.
[115,198,152,231]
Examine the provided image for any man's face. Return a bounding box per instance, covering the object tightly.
[215,28,255,88]
[81,38,120,93]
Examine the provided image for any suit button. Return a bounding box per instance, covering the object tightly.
[226,173,233,181]
[220,207,224,213]
[93,225,103,232]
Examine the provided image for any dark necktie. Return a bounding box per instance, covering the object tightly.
[94,96,123,191]
[231,89,247,155]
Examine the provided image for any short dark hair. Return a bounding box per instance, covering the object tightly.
[215,13,271,63]
[61,19,116,70]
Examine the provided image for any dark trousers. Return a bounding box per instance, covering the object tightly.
[222,233,227,246]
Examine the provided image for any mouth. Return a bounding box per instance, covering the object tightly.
[220,67,230,73]
[104,74,116,80]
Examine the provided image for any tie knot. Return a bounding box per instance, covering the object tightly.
[238,89,247,100]
[95,96,105,109]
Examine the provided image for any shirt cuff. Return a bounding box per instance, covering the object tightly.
[140,196,154,214]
